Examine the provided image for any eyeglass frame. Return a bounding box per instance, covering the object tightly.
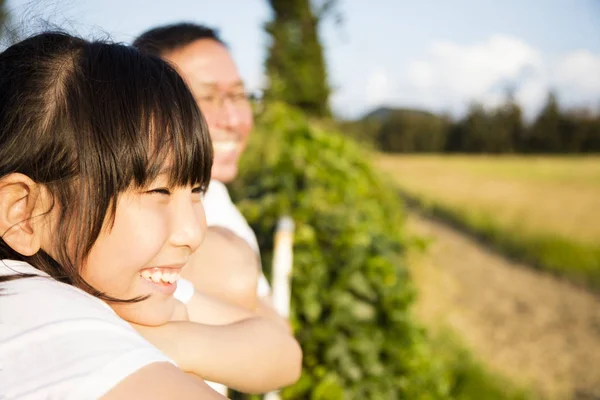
[194,89,263,112]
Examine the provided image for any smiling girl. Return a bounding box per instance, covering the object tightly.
[0,31,222,399]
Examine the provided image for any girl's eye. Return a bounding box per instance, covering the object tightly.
[148,188,171,195]
[191,186,203,194]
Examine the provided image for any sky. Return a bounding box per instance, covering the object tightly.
[5,0,600,120]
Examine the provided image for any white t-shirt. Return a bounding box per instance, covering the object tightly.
[0,260,175,400]
[203,180,271,297]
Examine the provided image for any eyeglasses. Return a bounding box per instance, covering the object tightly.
[195,91,253,112]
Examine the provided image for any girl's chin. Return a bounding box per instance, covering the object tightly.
[110,296,177,327]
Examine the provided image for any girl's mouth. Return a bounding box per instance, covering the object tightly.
[140,267,181,284]
[139,267,182,295]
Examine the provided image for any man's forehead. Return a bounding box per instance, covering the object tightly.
[194,80,245,91]
[167,39,243,88]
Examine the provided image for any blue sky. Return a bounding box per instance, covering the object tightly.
[5,0,600,119]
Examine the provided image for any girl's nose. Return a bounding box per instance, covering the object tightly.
[169,196,206,253]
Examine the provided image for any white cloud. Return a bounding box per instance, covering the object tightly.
[332,34,600,119]
[402,34,544,116]
[552,49,600,108]
[407,61,434,88]
[555,49,600,91]
[365,69,390,107]
[514,77,549,118]
[411,35,542,98]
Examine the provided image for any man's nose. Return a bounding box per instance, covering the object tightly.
[214,97,241,130]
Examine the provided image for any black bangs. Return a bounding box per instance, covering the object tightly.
[0,32,213,303]
[58,40,214,272]
[73,42,213,196]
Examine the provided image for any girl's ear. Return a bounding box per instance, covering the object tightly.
[0,173,52,256]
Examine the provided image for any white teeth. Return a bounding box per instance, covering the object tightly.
[151,271,162,283]
[213,141,237,153]
[140,269,180,284]
[162,273,173,284]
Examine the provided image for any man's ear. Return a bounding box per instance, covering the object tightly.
[0,173,50,256]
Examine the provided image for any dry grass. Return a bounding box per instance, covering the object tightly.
[375,154,600,289]
[375,155,600,245]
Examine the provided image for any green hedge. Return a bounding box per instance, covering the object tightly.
[230,103,450,399]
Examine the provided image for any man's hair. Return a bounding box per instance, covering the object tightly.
[133,23,225,57]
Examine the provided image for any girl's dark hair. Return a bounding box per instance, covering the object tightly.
[0,32,213,302]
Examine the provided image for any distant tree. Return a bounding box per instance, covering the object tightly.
[526,92,562,153]
[582,116,600,152]
[494,90,524,152]
[558,109,589,152]
[376,109,447,153]
[446,101,513,153]
[338,118,381,146]
[445,119,466,152]
[570,108,600,152]
[360,92,599,154]
[264,0,332,117]
[0,0,7,40]
[460,103,495,152]
[378,112,409,152]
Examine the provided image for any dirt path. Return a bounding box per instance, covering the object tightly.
[406,212,600,400]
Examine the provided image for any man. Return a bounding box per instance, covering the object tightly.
[134,24,288,329]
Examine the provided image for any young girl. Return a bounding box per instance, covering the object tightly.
[0,32,300,399]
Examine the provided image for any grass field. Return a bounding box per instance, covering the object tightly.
[375,154,600,290]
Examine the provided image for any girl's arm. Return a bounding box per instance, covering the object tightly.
[178,285,290,331]
[183,288,256,325]
[132,317,303,394]
[102,362,226,399]
[255,296,292,333]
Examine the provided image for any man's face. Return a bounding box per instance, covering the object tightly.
[165,39,253,183]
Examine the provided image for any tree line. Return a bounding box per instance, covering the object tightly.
[343,92,600,154]
[0,0,7,40]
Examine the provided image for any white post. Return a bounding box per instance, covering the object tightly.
[271,216,295,318]
[264,216,295,400]
[206,381,228,396]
